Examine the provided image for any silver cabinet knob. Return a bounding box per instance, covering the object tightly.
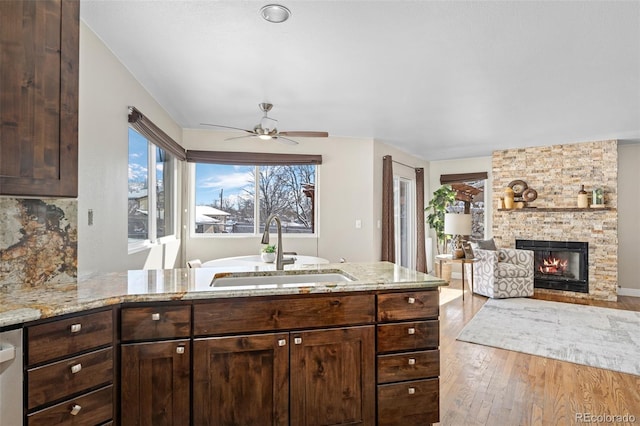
[407,327,416,335]
[70,324,82,333]
[176,346,185,354]
[408,358,416,365]
[294,337,302,345]
[151,313,160,321]
[408,387,416,395]
[70,404,82,416]
[407,297,416,304]
[70,363,82,374]
[278,339,287,347]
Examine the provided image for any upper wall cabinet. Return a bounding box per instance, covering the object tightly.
[0,0,79,197]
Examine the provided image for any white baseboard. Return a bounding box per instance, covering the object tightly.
[618,287,640,298]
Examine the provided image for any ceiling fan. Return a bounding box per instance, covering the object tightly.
[200,103,328,145]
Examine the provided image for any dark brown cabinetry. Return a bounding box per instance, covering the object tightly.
[290,326,375,426]
[121,340,190,426]
[24,309,114,425]
[376,291,440,426]
[193,294,376,426]
[119,305,191,426]
[193,333,289,426]
[0,0,79,197]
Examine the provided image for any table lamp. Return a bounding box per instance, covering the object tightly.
[444,213,472,259]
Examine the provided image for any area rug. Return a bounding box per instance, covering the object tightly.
[456,298,640,376]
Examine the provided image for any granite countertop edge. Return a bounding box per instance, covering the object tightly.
[0,262,447,329]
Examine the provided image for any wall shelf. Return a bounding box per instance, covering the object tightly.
[497,207,615,212]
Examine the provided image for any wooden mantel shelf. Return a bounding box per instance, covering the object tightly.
[498,207,615,212]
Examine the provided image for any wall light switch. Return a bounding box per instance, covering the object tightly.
[355,219,362,229]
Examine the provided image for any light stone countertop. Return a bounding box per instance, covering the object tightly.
[0,262,446,329]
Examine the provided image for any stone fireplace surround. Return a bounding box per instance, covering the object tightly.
[491,140,618,301]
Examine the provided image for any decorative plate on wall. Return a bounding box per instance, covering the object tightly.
[522,188,538,202]
[508,180,528,197]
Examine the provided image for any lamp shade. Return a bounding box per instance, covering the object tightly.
[444,213,472,236]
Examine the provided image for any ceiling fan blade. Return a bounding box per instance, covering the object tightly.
[279,131,328,137]
[224,134,258,142]
[274,136,299,145]
[200,123,255,134]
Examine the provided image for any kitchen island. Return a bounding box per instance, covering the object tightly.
[0,262,446,426]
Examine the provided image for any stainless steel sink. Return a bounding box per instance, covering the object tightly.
[210,272,353,288]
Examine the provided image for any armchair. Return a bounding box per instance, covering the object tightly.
[469,247,534,298]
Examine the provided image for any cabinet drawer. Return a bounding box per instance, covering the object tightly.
[27,385,113,426]
[377,378,439,426]
[27,310,113,365]
[121,304,191,341]
[194,294,375,335]
[27,347,113,409]
[377,350,439,384]
[376,320,439,353]
[377,291,438,322]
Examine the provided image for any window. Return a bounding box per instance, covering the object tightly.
[193,163,316,235]
[440,172,487,240]
[128,127,175,245]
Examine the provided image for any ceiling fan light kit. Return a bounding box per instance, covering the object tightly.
[201,103,328,145]
[259,4,291,23]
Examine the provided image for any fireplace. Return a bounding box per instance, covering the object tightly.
[515,240,588,293]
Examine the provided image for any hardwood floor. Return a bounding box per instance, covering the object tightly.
[436,280,640,426]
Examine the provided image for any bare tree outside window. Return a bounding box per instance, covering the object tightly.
[194,163,315,234]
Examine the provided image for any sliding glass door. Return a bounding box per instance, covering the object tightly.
[394,176,415,269]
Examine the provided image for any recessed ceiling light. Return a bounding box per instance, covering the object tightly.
[259,4,291,23]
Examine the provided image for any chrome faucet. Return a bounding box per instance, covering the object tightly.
[261,214,295,270]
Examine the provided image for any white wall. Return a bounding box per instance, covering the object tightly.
[78,23,183,274]
[618,143,640,295]
[182,131,378,264]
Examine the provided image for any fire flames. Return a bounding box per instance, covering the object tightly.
[539,257,568,274]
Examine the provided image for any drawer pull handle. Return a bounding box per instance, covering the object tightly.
[70,404,82,416]
[294,337,302,345]
[278,339,287,347]
[70,324,82,333]
[408,358,416,365]
[176,346,185,354]
[151,313,161,321]
[407,327,416,335]
[407,297,416,304]
[70,363,82,374]
[408,387,416,395]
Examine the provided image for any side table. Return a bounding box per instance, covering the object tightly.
[434,254,478,300]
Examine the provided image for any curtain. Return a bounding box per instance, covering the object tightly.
[128,107,186,161]
[415,168,426,272]
[381,155,395,262]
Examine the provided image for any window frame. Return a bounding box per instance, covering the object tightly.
[189,162,319,238]
[128,127,178,253]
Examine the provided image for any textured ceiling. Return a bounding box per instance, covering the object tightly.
[81,0,640,160]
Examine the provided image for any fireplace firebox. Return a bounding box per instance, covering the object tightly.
[515,239,588,293]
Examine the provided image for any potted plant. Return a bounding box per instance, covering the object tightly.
[426,185,456,255]
[261,244,277,263]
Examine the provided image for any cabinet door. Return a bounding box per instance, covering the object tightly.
[0,0,79,197]
[121,340,190,426]
[290,326,375,426]
[193,333,289,426]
